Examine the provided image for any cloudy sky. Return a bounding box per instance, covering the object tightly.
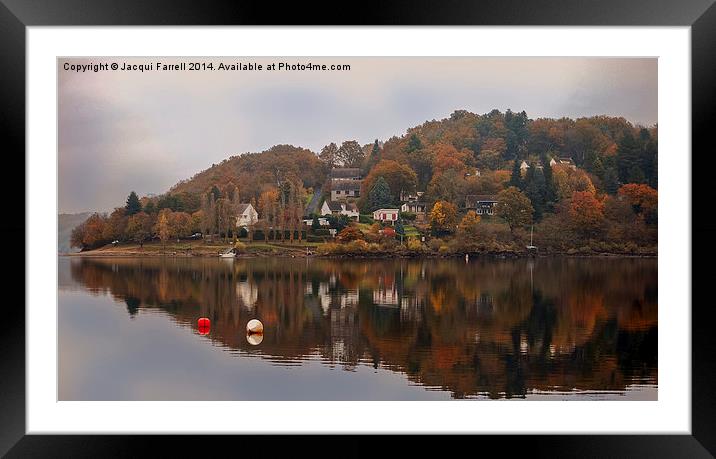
[58,57,657,214]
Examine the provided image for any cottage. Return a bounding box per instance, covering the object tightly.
[235,203,258,228]
[400,201,427,215]
[330,180,362,201]
[465,195,498,216]
[373,208,400,225]
[320,201,359,220]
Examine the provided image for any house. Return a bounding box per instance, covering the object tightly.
[320,201,359,220]
[330,167,362,181]
[399,191,427,218]
[235,203,258,228]
[520,160,530,172]
[465,195,498,216]
[550,157,577,170]
[330,180,361,201]
[302,217,330,226]
[373,208,400,225]
[464,168,481,178]
[400,201,427,215]
[399,190,425,202]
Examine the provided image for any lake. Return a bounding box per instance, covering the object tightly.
[58,256,657,400]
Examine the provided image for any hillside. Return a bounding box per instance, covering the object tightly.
[169,144,327,203]
[67,108,657,255]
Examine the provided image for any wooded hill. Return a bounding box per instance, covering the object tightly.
[69,108,658,253]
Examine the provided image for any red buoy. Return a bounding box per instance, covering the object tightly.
[198,317,210,335]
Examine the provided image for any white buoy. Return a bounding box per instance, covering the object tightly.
[247,333,264,345]
[246,319,264,334]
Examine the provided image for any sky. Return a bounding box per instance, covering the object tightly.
[58,57,657,214]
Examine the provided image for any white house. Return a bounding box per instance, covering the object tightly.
[320,201,359,220]
[373,208,400,225]
[235,203,258,228]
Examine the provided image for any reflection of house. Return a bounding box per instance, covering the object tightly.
[321,201,359,219]
[330,181,361,201]
[235,203,258,228]
[236,281,258,310]
[373,287,399,307]
[465,195,498,216]
[373,208,399,224]
[550,157,577,170]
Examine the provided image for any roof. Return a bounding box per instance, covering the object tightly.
[330,168,362,179]
[236,203,253,214]
[324,201,344,212]
[332,180,362,191]
[345,202,359,212]
[465,195,498,208]
[373,208,400,213]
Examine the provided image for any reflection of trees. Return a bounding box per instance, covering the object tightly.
[69,256,657,398]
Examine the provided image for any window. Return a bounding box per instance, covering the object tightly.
[477,209,482,215]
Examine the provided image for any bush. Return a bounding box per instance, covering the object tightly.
[427,238,443,252]
[407,238,424,252]
[312,228,332,236]
[401,212,417,221]
[359,214,374,224]
[233,241,247,253]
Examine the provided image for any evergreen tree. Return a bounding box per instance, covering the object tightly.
[368,176,394,212]
[125,191,142,216]
[311,215,321,230]
[617,132,643,184]
[210,185,222,201]
[543,159,558,207]
[143,201,156,215]
[406,133,423,153]
[509,159,523,190]
[603,167,620,195]
[524,163,546,220]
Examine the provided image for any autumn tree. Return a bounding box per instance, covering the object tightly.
[618,183,658,224]
[427,169,466,205]
[155,209,171,249]
[126,212,153,247]
[495,187,533,231]
[125,191,142,216]
[336,225,364,243]
[457,210,482,242]
[568,191,605,237]
[429,200,458,236]
[336,140,365,167]
[361,159,417,202]
[319,142,338,168]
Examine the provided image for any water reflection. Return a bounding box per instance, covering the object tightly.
[61,256,657,399]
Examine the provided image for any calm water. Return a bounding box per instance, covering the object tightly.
[58,256,657,400]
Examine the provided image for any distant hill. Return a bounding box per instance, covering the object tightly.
[169,144,327,203]
[58,212,91,253]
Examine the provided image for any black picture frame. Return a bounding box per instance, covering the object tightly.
[2,0,713,456]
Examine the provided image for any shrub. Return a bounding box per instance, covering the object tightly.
[428,238,443,252]
[359,214,374,224]
[407,238,424,252]
[336,226,364,243]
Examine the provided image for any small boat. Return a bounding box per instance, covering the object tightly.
[219,247,235,258]
[526,225,537,254]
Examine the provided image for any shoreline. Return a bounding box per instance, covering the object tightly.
[61,248,657,259]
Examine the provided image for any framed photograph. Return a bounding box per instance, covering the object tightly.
[4,0,714,455]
